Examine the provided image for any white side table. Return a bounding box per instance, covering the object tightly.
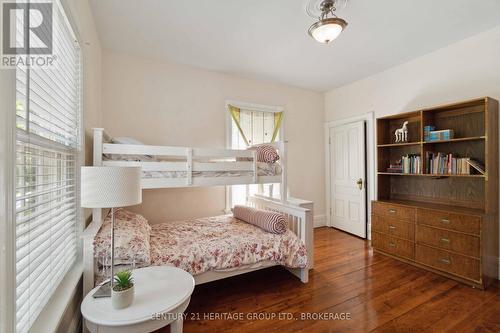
[81,266,195,333]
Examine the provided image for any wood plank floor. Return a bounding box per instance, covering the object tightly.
[158,227,500,333]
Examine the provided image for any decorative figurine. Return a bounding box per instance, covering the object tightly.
[395,121,409,143]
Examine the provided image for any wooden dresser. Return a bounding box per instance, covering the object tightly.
[372,97,498,289]
[371,200,494,287]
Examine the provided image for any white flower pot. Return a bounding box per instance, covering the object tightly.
[111,284,134,309]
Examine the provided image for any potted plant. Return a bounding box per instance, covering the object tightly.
[111,270,134,309]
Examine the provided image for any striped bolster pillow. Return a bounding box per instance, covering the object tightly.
[254,144,280,163]
[233,205,287,234]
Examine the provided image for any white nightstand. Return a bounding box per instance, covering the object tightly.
[81,266,195,333]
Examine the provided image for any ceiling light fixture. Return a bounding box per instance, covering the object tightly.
[308,0,348,44]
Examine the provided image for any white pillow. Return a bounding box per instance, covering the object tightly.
[107,137,155,161]
[112,137,145,145]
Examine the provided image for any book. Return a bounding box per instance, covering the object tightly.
[424,126,436,141]
[466,159,485,175]
[427,129,454,142]
[401,154,421,174]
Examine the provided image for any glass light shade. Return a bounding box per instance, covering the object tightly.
[309,17,347,44]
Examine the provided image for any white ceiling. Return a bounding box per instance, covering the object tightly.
[89,0,500,92]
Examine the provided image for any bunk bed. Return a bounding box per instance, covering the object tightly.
[82,128,312,295]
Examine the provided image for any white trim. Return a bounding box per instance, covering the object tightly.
[0,65,16,333]
[325,111,375,239]
[30,261,83,333]
[314,214,327,228]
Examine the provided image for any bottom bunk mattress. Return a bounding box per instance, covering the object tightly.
[149,215,307,274]
[95,214,307,284]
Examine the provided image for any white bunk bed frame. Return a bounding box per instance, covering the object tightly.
[92,128,287,191]
[82,128,311,296]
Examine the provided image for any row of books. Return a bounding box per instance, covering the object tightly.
[385,153,485,175]
[425,152,484,175]
[386,155,422,174]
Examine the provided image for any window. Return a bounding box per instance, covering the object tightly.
[228,106,282,207]
[14,2,81,332]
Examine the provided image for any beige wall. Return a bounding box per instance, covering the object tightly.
[101,50,325,223]
[325,26,500,278]
[325,26,500,121]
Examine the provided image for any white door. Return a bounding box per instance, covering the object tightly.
[329,121,367,238]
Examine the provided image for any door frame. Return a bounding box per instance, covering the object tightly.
[325,112,375,239]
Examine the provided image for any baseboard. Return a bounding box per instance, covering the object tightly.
[314,214,326,228]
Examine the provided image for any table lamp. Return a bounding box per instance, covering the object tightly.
[81,166,142,296]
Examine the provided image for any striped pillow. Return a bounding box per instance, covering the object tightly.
[233,205,287,234]
[253,144,280,163]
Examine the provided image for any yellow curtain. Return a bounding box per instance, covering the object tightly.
[228,105,250,146]
[229,105,283,145]
[271,111,283,142]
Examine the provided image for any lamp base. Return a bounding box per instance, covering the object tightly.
[92,280,111,298]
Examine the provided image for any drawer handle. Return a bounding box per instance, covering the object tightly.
[388,225,396,230]
[388,209,396,214]
[441,219,450,224]
[388,242,396,247]
[440,238,450,243]
[439,258,451,265]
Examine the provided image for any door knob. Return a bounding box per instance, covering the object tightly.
[356,178,363,190]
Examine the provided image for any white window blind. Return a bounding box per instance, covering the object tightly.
[14,2,81,332]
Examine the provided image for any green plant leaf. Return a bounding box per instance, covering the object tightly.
[113,270,134,291]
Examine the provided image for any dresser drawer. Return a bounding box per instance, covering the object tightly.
[372,231,414,260]
[372,202,416,222]
[372,214,415,241]
[416,225,480,258]
[416,209,480,235]
[416,244,480,281]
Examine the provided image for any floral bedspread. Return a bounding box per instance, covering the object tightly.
[149,215,307,275]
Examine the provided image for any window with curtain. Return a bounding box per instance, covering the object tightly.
[14,2,81,332]
[228,106,282,207]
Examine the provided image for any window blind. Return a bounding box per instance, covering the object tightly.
[14,2,81,332]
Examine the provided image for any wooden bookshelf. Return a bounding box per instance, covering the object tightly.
[372,97,498,289]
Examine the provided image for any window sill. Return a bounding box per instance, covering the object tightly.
[30,260,83,333]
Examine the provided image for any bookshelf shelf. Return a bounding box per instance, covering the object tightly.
[377,172,485,178]
[377,172,422,176]
[423,136,485,144]
[377,142,422,148]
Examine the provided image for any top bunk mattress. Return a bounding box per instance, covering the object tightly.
[144,161,281,179]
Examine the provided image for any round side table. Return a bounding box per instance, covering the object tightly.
[81,266,195,333]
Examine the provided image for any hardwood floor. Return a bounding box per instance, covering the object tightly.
[158,227,500,333]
